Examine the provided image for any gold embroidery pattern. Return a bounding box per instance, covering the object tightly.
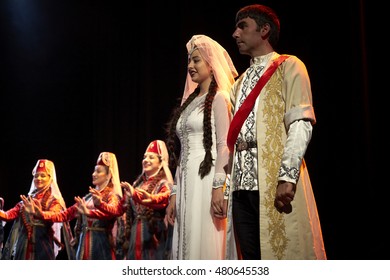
[262,68,289,259]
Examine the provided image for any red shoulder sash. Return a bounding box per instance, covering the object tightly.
[227,55,289,151]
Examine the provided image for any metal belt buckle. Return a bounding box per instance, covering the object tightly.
[237,141,248,151]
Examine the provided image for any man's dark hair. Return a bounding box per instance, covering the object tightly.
[236,4,280,48]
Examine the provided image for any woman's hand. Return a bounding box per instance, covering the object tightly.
[74,196,90,216]
[20,195,42,217]
[120,181,134,197]
[21,195,34,214]
[211,188,226,219]
[166,194,176,226]
[89,187,102,206]
[135,188,152,203]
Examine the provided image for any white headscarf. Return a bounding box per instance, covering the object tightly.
[96,152,122,198]
[182,34,238,104]
[29,159,65,257]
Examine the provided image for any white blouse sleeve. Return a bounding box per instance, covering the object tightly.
[212,91,232,188]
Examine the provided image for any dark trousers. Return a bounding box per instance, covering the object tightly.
[232,190,261,259]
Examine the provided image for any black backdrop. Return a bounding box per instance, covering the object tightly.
[0,0,383,260]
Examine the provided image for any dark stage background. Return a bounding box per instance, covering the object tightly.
[0,0,383,260]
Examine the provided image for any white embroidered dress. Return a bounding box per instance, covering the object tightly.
[171,92,231,260]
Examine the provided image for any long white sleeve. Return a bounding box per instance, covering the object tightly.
[278,120,313,183]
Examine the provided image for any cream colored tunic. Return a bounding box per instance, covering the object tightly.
[226,53,327,260]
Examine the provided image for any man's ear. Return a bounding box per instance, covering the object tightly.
[261,23,271,36]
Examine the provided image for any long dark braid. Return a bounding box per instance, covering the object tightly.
[165,75,218,179]
[199,75,217,178]
[165,87,200,170]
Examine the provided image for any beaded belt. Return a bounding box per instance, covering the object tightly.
[236,141,257,152]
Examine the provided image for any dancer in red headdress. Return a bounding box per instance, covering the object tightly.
[23,152,123,260]
[90,140,173,260]
[1,159,66,259]
[122,140,173,259]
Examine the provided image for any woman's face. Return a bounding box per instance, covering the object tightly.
[142,152,162,177]
[92,165,110,187]
[33,171,51,190]
[188,49,212,85]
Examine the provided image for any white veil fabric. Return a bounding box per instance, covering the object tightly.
[97,152,123,198]
[29,159,65,257]
[96,152,123,257]
[182,34,238,105]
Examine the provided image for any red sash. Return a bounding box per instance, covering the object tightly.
[227,55,289,151]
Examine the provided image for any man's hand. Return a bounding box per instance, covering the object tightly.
[274,181,296,214]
